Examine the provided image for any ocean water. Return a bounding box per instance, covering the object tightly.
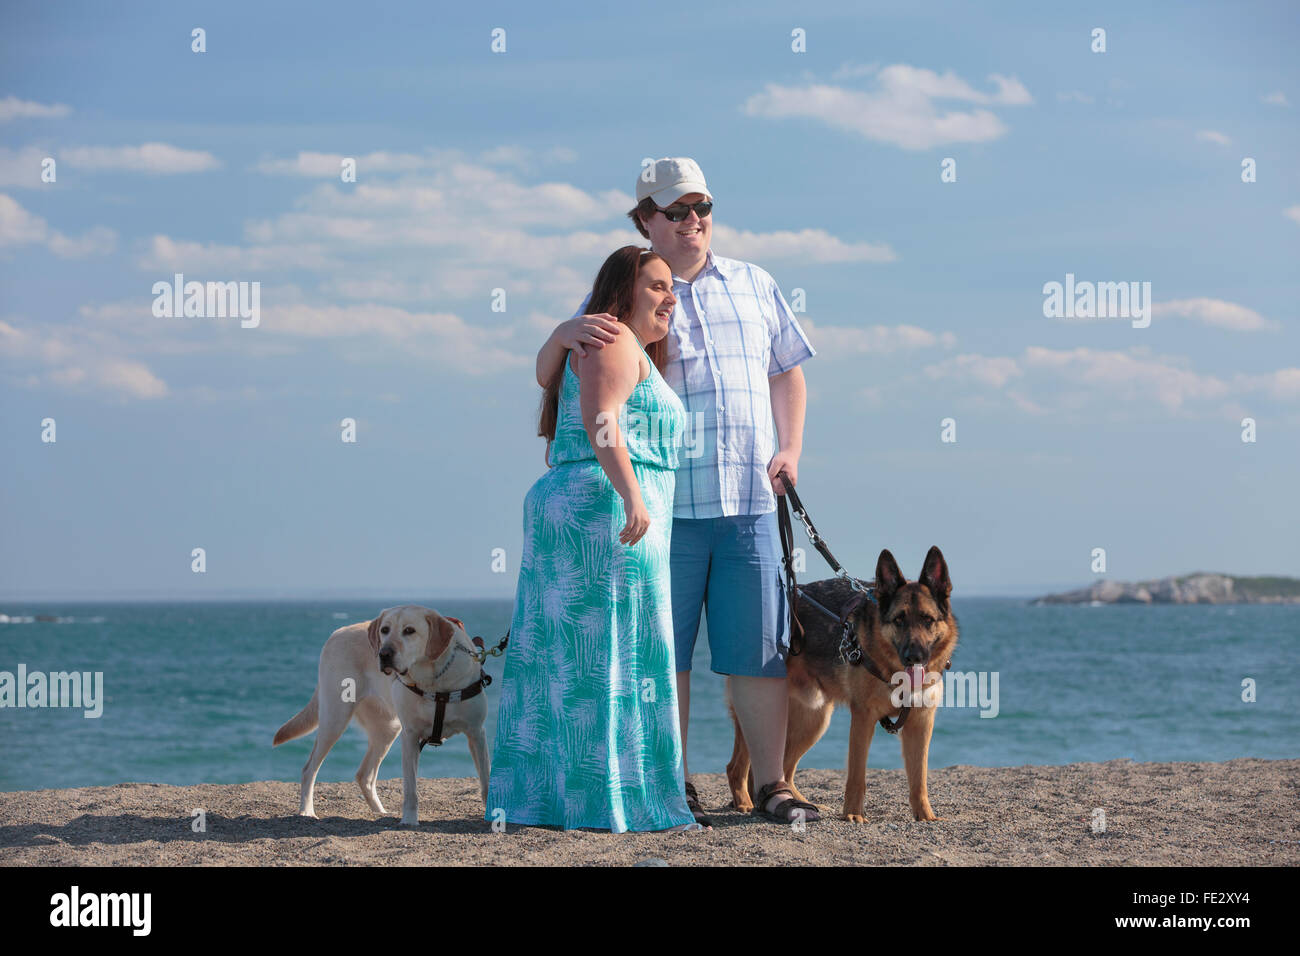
[0,598,1296,792]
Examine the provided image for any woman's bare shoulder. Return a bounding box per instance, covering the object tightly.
[571,329,641,380]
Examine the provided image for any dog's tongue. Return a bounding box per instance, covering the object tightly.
[906,665,925,692]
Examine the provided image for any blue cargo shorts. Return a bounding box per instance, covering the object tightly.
[669,511,790,678]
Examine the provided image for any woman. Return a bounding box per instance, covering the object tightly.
[485,246,699,832]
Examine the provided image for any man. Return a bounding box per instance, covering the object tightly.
[534,157,818,824]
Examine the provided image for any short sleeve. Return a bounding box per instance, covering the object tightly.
[571,292,592,320]
[766,274,816,376]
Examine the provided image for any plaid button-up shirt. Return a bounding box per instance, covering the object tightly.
[572,250,815,518]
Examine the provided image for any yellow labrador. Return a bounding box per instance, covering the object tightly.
[273,605,491,825]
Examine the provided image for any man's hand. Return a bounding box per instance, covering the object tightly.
[562,313,623,357]
[537,314,625,387]
[768,451,799,495]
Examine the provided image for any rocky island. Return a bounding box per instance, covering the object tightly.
[1033,573,1300,605]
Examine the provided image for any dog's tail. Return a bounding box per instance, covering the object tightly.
[272,687,319,746]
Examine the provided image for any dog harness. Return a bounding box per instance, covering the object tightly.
[775,469,951,735]
[396,636,493,751]
[791,585,914,733]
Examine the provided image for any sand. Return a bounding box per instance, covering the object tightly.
[1,759,1296,866]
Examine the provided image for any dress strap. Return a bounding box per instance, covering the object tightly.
[629,330,655,384]
[630,329,650,358]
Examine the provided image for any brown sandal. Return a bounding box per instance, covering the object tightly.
[684,781,714,828]
[751,779,820,823]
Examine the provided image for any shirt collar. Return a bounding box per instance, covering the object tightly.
[671,249,730,284]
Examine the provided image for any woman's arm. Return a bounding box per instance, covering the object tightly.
[575,342,651,545]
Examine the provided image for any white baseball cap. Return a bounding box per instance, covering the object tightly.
[636,157,711,207]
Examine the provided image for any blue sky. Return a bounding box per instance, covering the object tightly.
[1,0,1297,600]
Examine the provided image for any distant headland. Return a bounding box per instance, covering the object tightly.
[1033,573,1300,605]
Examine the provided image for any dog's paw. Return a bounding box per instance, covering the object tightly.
[842,812,868,824]
[298,810,319,820]
[399,815,419,827]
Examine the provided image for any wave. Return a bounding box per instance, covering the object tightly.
[0,615,107,624]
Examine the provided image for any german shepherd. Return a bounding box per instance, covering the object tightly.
[726,546,958,822]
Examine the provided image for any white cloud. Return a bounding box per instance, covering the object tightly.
[0,317,167,399]
[250,163,631,228]
[30,155,901,392]
[1262,91,1289,107]
[1150,298,1277,331]
[137,159,887,319]
[711,224,896,264]
[138,234,341,272]
[1234,368,1300,400]
[743,64,1033,150]
[480,145,579,167]
[256,146,581,178]
[0,146,54,187]
[59,143,220,173]
[3,285,527,400]
[77,295,531,371]
[0,95,71,122]
[0,193,47,245]
[0,193,117,257]
[259,303,529,371]
[47,225,117,258]
[802,317,954,355]
[1021,346,1230,410]
[916,346,1289,415]
[924,353,1021,387]
[987,74,1034,106]
[93,358,169,397]
[254,149,448,177]
[832,62,881,80]
[1195,130,1231,146]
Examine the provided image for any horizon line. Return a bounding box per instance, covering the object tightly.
[0,590,1047,604]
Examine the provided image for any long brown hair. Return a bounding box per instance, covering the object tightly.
[538,245,670,443]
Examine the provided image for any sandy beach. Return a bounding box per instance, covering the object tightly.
[1,758,1296,866]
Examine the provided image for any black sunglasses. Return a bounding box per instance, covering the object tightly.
[658,200,712,223]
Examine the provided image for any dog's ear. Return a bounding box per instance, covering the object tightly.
[875,550,906,608]
[424,610,456,660]
[366,612,384,653]
[918,546,952,611]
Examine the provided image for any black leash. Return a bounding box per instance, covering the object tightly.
[776,469,875,656]
[776,470,915,734]
[777,471,867,593]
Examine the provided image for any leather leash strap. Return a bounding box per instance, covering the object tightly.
[775,470,911,734]
[776,477,806,656]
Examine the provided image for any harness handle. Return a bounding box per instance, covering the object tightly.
[777,471,911,734]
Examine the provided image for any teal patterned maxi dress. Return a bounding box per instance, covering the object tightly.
[485,343,695,832]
